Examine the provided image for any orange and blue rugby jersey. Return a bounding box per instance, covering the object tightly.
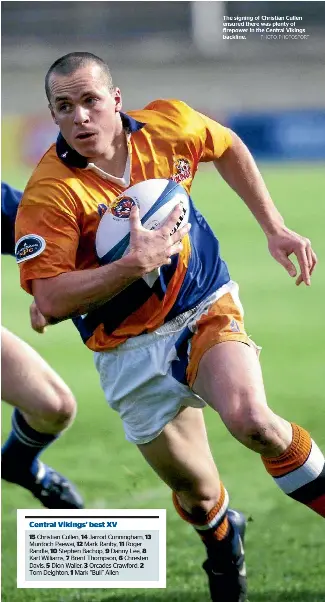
[15,99,233,351]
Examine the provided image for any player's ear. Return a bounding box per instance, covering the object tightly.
[49,104,58,125]
[113,88,122,112]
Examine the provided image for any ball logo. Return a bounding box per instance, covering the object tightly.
[148,219,160,231]
[169,199,188,235]
[111,196,136,219]
[97,203,108,218]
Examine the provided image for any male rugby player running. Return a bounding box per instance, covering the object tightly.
[15,53,322,601]
[1,182,83,509]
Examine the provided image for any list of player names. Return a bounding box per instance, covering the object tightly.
[17,510,166,588]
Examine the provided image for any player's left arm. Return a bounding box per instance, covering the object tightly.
[1,183,51,332]
[213,130,317,286]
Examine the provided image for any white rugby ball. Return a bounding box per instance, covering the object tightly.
[96,179,190,264]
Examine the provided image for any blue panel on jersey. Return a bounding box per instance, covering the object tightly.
[74,255,180,342]
[164,197,230,322]
[73,194,230,345]
[152,254,179,300]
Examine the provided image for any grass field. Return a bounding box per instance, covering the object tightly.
[2,165,325,601]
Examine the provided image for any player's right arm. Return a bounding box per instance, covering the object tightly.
[16,186,188,321]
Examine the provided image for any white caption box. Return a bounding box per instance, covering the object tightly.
[17,508,166,588]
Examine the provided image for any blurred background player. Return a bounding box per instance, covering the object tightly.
[1,182,83,509]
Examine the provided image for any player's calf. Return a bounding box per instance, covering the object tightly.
[194,341,325,518]
[173,484,248,601]
[262,423,325,518]
[222,398,325,519]
[221,405,325,519]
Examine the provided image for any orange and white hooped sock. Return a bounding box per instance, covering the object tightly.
[262,423,325,518]
[172,482,230,544]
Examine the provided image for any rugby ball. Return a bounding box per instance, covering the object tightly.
[96,179,190,265]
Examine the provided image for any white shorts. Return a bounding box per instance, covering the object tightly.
[94,281,250,445]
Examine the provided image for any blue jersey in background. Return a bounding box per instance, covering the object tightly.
[1,183,23,255]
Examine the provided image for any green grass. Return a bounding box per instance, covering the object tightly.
[2,165,325,601]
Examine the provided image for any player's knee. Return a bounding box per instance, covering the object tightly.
[221,390,270,444]
[175,484,220,517]
[40,384,76,429]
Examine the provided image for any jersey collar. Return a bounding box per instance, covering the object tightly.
[56,112,145,169]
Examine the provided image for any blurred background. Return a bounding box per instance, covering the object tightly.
[2,2,325,601]
[2,0,325,183]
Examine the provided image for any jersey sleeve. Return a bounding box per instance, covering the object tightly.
[143,98,232,162]
[196,111,233,161]
[15,179,80,294]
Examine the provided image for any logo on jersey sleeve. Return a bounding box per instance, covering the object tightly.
[172,158,191,184]
[15,235,46,263]
[111,196,136,219]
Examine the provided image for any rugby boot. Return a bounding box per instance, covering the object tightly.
[203,508,247,602]
[2,459,84,509]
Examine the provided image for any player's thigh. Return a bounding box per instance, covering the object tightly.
[193,340,267,424]
[137,406,220,496]
[1,326,73,414]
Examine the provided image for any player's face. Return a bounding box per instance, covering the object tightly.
[48,65,122,159]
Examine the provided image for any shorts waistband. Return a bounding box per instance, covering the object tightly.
[95,280,235,354]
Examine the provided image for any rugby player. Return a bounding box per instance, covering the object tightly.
[1,182,83,509]
[15,53,323,601]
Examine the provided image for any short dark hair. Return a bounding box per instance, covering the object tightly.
[45,52,114,101]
